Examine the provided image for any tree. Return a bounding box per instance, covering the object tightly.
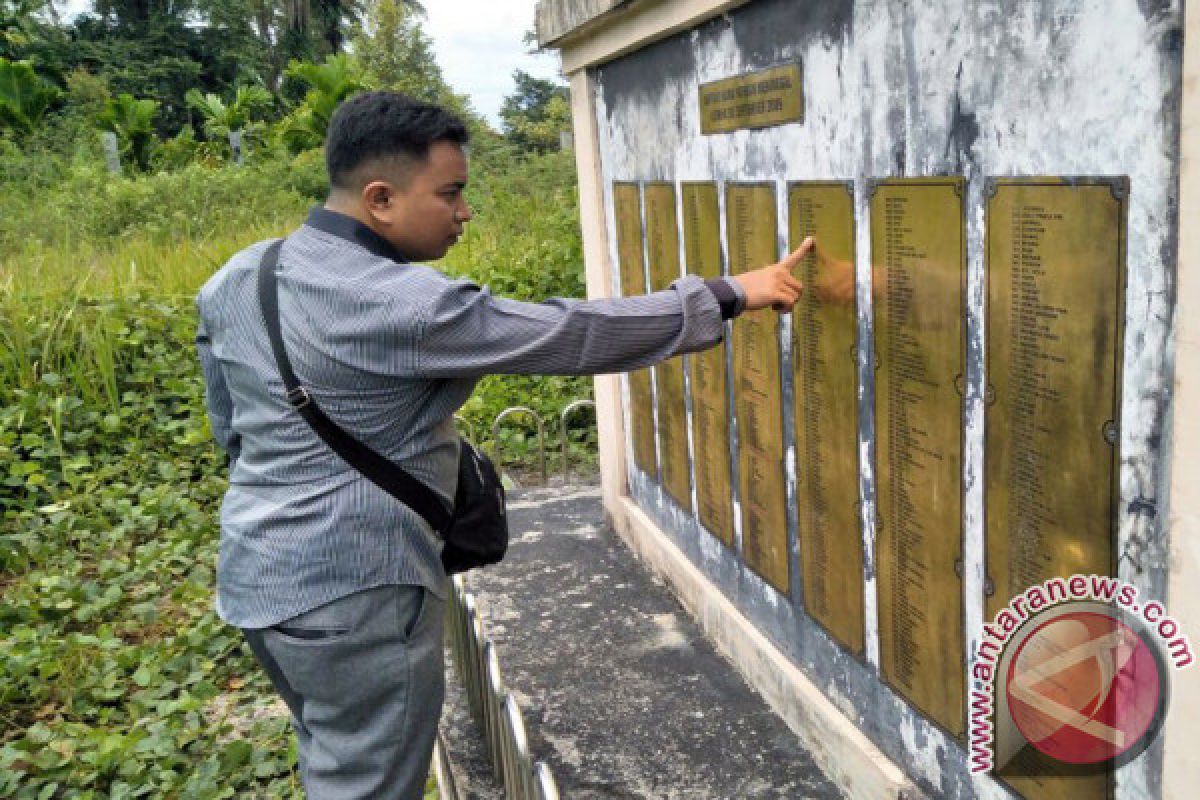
[185,84,272,141]
[96,92,158,170]
[1,0,69,85]
[0,0,39,59]
[346,0,489,147]
[277,52,364,152]
[0,57,59,135]
[348,0,442,101]
[40,6,274,135]
[21,0,284,133]
[498,69,569,154]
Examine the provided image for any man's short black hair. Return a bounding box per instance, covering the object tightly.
[325,91,469,190]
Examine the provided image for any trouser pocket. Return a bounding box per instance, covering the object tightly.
[268,590,368,644]
[399,584,430,642]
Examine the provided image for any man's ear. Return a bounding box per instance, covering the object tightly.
[362,180,394,219]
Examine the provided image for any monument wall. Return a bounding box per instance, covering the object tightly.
[538,1,1191,797]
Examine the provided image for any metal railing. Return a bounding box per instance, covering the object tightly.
[491,406,548,484]
[481,399,596,486]
[446,575,560,800]
[558,399,595,478]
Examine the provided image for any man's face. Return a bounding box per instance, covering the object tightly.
[367,140,472,262]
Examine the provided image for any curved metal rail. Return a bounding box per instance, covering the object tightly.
[557,399,596,477]
[491,406,547,484]
[446,576,560,800]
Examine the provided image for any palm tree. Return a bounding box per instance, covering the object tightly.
[286,0,423,57]
[185,85,273,142]
[96,93,159,171]
[0,57,60,136]
[278,53,364,152]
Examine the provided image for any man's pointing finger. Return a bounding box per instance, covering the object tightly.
[779,236,815,272]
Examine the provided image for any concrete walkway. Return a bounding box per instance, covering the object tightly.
[439,483,845,799]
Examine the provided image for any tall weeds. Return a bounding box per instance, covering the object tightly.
[1,147,591,467]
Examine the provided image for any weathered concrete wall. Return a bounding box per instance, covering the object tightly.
[588,1,1183,797]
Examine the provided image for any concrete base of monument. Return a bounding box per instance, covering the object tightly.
[610,496,920,800]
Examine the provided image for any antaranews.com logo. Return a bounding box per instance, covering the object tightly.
[969,575,1193,775]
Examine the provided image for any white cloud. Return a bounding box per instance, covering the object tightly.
[422,0,563,126]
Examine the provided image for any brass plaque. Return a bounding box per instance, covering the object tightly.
[985,178,1125,611]
[645,183,692,511]
[683,183,734,546]
[789,182,864,656]
[985,179,1126,800]
[995,748,1112,800]
[614,182,656,476]
[871,177,965,737]
[699,63,804,135]
[727,183,789,594]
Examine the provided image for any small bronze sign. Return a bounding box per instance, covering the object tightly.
[700,63,804,135]
[789,182,864,656]
[613,182,656,477]
[985,179,1126,800]
[682,182,735,546]
[645,183,692,511]
[871,177,966,738]
[727,183,789,594]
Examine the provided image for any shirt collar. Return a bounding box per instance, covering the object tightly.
[304,206,406,262]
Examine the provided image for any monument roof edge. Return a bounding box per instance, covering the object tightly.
[535,0,642,49]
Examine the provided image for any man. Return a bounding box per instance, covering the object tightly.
[195,91,810,798]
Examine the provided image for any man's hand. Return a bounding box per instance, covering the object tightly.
[733,236,813,313]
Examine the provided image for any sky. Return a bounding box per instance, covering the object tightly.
[422,1,563,126]
[59,0,565,127]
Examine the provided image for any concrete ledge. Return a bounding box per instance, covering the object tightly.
[536,0,633,47]
[541,0,752,74]
[610,496,921,800]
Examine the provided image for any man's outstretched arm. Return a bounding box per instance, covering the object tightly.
[414,239,812,379]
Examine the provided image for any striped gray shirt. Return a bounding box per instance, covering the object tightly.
[196,207,743,628]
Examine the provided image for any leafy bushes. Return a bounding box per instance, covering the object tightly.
[0,298,301,796]
[0,159,312,255]
[0,58,61,135]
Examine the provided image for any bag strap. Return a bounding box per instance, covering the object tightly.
[255,238,453,533]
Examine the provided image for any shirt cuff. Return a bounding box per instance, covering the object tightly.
[704,276,746,319]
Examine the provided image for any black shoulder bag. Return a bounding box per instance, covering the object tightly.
[255,239,508,574]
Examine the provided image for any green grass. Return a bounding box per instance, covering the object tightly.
[1,146,591,795]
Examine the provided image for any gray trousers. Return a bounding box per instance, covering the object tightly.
[242,584,445,800]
